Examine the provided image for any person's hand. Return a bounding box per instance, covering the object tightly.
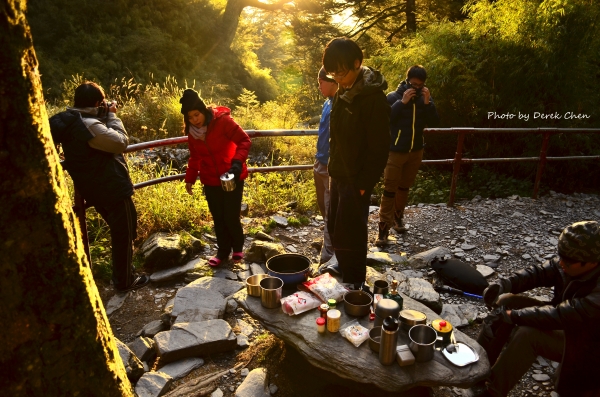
[401,88,416,104]
[483,283,502,308]
[185,183,194,195]
[228,160,242,182]
[108,100,118,113]
[422,87,431,105]
[483,279,512,308]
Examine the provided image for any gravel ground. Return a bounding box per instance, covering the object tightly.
[102,190,600,396]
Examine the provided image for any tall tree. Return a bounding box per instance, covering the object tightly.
[0,1,132,395]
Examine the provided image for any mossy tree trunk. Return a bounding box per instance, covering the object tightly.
[0,1,133,395]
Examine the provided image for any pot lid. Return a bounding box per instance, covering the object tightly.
[374,298,401,318]
[399,309,427,321]
[431,318,453,333]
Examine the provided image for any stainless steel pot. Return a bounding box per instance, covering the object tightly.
[260,277,283,308]
[343,290,372,317]
[246,274,270,297]
[408,324,440,362]
[220,172,236,192]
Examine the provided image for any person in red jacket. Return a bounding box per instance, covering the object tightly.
[180,89,251,267]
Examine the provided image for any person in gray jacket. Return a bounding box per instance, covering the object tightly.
[49,82,149,292]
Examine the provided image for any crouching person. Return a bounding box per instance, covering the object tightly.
[49,82,149,292]
[476,221,600,397]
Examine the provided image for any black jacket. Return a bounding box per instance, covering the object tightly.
[49,110,133,206]
[508,257,600,394]
[329,67,391,191]
[388,80,440,153]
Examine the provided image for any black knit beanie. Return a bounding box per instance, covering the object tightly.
[180,89,207,115]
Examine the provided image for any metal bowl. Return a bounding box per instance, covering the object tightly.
[343,290,373,317]
[369,327,382,353]
[245,274,270,297]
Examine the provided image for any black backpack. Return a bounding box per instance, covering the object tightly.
[430,257,489,295]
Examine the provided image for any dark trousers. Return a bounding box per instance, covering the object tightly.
[95,196,137,290]
[327,178,372,284]
[204,182,245,259]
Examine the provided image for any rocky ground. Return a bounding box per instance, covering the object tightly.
[99,190,600,397]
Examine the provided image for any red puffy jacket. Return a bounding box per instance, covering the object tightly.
[185,106,251,186]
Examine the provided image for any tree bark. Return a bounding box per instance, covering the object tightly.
[221,0,294,49]
[406,0,416,32]
[0,1,133,396]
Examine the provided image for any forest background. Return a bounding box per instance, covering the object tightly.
[26,0,600,277]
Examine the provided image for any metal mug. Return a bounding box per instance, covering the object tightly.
[408,324,442,362]
[373,280,389,295]
[220,172,236,192]
[246,274,270,297]
[260,277,283,309]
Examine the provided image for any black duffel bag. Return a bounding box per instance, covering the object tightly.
[430,256,489,295]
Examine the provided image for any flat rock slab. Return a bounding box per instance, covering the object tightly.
[158,357,205,380]
[135,371,173,397]
[235,368,270,397]
[440,304,480,328]
[234,290,489,392]
[408,247,451,269]
[151,258,207,283]
[154,320,237,364]
[116,338,144,381]
[127,336,155,362]
[366,252,407,267]
[137,320,169,338]
[189,277,244,298]
[172,286,225,324]
[475,265,495,278]
[106,292,129,316]
[399,278,442,314]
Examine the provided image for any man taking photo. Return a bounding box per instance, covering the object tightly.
[50,82,149,293]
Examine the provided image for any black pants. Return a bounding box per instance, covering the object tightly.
[95,196,137,290]
[327,178,372,284]
[204,182,244,259]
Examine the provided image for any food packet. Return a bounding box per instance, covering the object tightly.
[280,291,322,316]
[302,273,348,303]
[339,319,370,347]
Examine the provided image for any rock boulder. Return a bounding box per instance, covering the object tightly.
[234,290,489,392]
[154,320,237,364]
[140,233,183,270]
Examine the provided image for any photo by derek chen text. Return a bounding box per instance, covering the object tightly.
[487,111,591,121]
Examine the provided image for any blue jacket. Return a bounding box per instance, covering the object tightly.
[315,98,332,165]
[388,80,440,152]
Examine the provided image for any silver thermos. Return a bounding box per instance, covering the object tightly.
[379,316,399,365]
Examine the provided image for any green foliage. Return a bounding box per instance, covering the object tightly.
[262,219,277,234]
[374,0,600,191]
[28,0,280,103]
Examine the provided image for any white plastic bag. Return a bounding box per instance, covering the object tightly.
[339,319,370,347]
[302,273,348,303]
[280,291,322,316]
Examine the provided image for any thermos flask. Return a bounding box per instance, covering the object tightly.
[379,316,399,365]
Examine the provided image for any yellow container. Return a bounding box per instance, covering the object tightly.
[431,318,453,343]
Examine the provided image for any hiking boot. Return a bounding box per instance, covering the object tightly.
[392,214,407,233]
[116,274,150,293]
[375,222,390,246]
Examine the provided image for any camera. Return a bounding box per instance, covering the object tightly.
[97,100,117,118]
